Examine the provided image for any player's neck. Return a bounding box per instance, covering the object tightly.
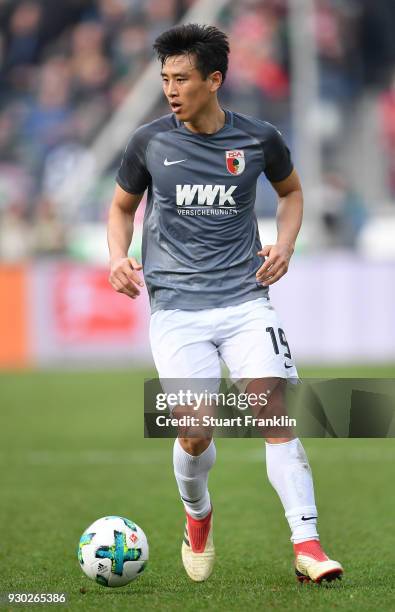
[183,103,225,135]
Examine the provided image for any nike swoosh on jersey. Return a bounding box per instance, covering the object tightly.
[284,363,293,369]
[164,158,187,166]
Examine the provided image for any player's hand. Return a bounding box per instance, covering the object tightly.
[256,243,294,286]
[109,256,144,299]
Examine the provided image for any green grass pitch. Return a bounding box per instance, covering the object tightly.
[1,365,394,611]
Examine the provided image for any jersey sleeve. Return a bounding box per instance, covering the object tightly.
[262,124,293,183]
[116,126,151,194]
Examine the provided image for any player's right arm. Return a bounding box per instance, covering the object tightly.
[107,184,144,299]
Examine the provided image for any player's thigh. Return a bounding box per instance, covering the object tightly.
[149,309,221,381]
[219,298,298,380]
[150,310,220,437]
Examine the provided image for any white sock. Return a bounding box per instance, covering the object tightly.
[173,438,216,520]
[265,438,319,543]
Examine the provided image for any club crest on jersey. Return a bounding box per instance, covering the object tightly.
[226,150,245,175]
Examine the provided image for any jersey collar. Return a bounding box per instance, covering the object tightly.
[175,108,233,132]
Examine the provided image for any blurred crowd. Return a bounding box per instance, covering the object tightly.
[0,0,394,260]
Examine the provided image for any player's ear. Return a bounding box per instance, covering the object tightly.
[209,70,222,92]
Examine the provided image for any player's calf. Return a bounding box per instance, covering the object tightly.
[178,437,212,456]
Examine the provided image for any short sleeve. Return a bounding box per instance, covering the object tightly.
[116,126,151,194]
[262,125,293,183]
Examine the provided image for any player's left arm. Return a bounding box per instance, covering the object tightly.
[256,169,303,286]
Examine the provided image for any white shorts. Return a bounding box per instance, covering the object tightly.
[149,298,298,385]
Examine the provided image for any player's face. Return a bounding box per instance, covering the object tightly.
[161,54,220,122]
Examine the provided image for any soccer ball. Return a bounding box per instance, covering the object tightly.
[77,516,149,587]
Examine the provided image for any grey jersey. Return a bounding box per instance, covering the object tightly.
[117,110,293,313]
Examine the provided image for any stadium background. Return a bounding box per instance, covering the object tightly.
[0,0,395,368]
[0,1,394,610]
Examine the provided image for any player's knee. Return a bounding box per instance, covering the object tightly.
[178,437,212,456]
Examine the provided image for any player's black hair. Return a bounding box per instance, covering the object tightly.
[153,23,229,83]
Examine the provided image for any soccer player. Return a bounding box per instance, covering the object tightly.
[107,24,343,584]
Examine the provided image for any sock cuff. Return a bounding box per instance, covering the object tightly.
[265,438,310,469]
[293,536,320,545]
[173,439,216,475]
[174,438,215,460]
[265,437,299,448]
